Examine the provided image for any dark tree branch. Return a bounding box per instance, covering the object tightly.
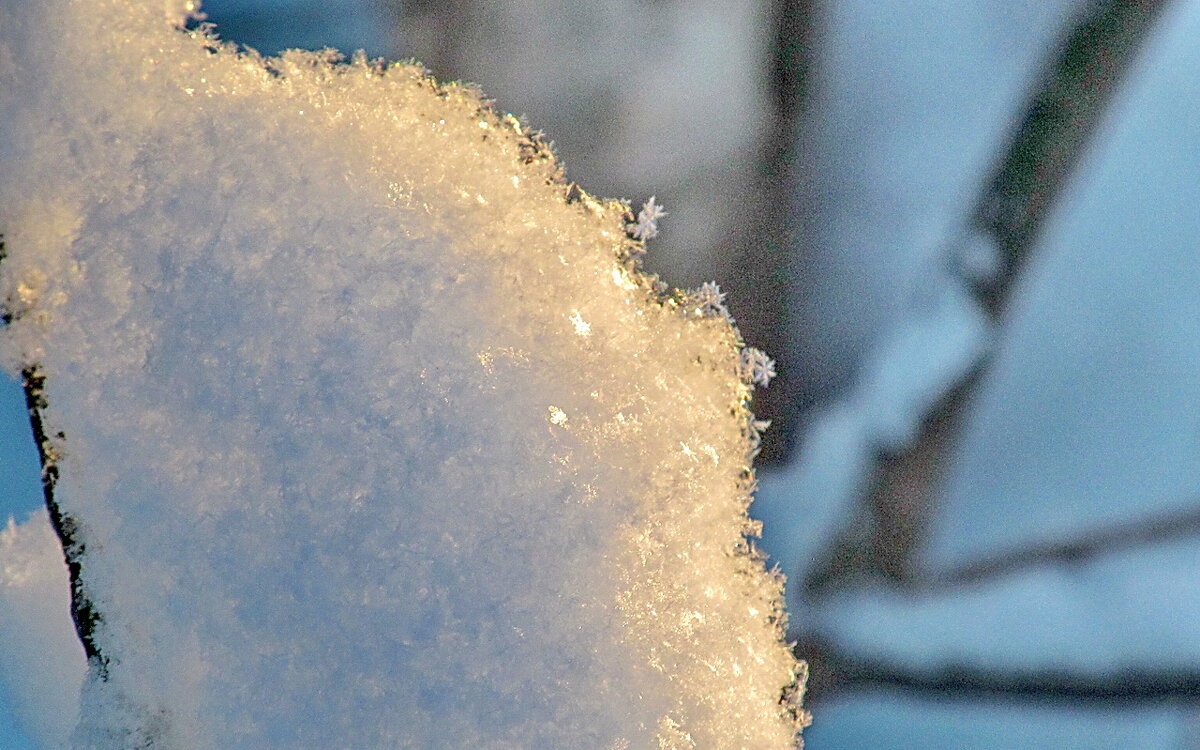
[975,0,1174,316]
[721,0,817,466]
[798,636,1200,707]
[20,367,105,668]
[934,500,1200,589]
[0,235,106,671]
[804,373,983,595]
[804,0,1176,595]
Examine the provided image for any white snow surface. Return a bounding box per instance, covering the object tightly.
[0,1,803,747]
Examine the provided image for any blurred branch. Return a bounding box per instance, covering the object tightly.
[722,0,816,465]
[801,502,1200,704]
[805,374,982,593]
[805,0,1174,594]
[974,0,1174,316]
[799,636,1200,706]
[935,500,1200,588]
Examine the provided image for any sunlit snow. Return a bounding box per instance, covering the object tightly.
[0,0,804,747]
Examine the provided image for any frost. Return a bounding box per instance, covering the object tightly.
[0,0,803,747]
[686,281,730,320]
[740,347,777,388]
[628,195,668,241]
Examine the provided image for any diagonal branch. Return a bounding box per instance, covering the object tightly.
[974,0,1175,317]
[804,0,1175,595]
[1,235,107,670]
[21,366,105,669]
[934,501,1200,588]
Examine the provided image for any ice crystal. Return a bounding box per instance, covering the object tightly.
[628,195,668,241]
[687,281,730,319]
[740,347,778,388]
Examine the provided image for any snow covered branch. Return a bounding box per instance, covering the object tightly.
[801,0,1175,595]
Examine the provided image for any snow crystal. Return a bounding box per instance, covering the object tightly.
[686,281,730,320]
[740,347,777,389]
[0,0,803,747]
[628,195,668,241]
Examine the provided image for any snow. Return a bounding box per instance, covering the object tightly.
[928,0,1200,569]
[783,1,1200,743]
[0,511,85,749]
[628,196,667,242]
[804,0,1200,700]
[0,0,802,747]
[394,0,774,286]
[748,1,1200,743]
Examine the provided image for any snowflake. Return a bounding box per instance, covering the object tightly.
[688,281,728,318]
[746,418,772,451]
[739,347,776,387]
[628,196,667,241]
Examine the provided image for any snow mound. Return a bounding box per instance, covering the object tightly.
[0,0,804,747]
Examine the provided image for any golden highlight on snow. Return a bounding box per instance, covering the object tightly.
[0,0,805,747]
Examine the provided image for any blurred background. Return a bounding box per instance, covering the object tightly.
[4,0,1200,746]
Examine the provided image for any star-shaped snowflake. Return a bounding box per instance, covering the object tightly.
[628,196,667,241]
[739,347,776,387]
